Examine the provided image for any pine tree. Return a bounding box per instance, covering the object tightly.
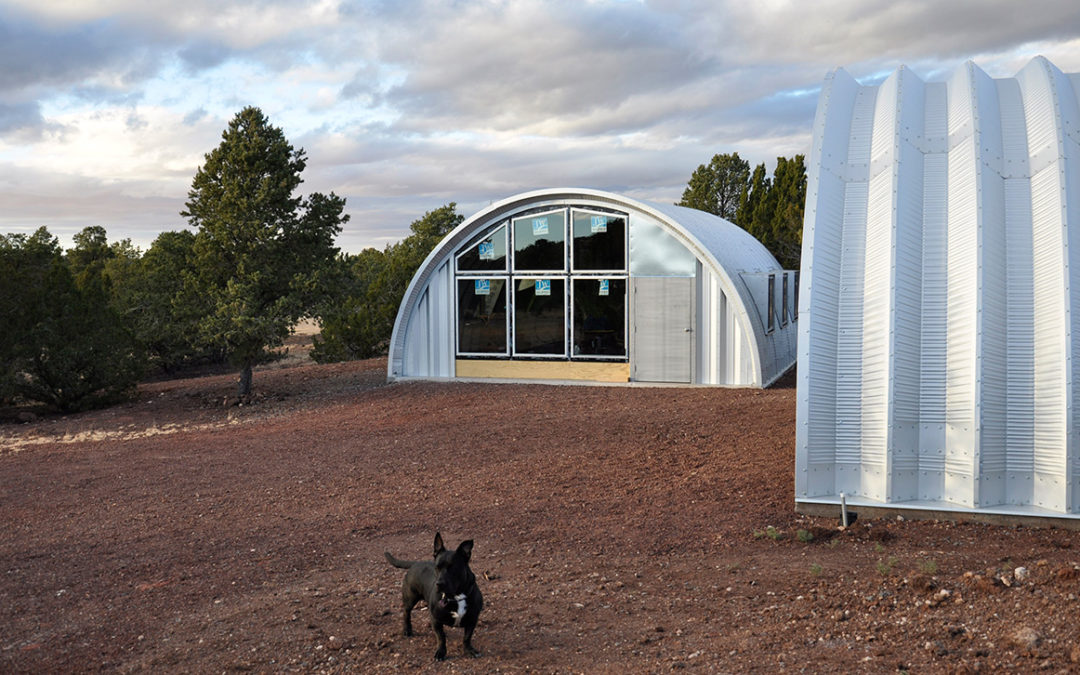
[182,107,347,399]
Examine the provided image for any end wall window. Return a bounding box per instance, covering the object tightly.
[767,274,776,334]
[513,210,566,272]
[457,278,508,355]
[782,273,789,326]
[793,271,800,321]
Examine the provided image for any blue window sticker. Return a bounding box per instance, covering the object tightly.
[474,279,490,296]
[599,279,609,296]
[478,240,494,260]
[532,217,549,236]
[590,215,608,233]
[534,279,551,296]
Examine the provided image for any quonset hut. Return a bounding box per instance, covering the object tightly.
[796,57,1080,520]
[388,188,797,387]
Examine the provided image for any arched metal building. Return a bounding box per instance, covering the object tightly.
[796,57,1080,519]
[389,188,797,387]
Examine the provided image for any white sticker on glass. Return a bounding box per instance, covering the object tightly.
[478,241,494,260]
[590,215,607,233]
[475,279,490,296]
[599,279,609,296]
[534,279,551,296]
[532,218,549,236]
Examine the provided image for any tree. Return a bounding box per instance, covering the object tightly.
[677,152,750,221]
[182,107,347,398]
[312,203,462,362]
[677,152,808,270]
[1,227,142,411]
[108,230,223,373]
[767,155,807,270]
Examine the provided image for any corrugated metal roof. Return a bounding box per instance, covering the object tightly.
[797,56,1080,518]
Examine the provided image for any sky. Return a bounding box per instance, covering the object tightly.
[1,0,1079,254]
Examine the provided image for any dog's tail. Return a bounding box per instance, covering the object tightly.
[384,551,422,569]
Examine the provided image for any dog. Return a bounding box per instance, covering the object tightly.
[384,532,483,661]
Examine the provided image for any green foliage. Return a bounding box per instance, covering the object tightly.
[312,203,462,363]
[108,230,223,372]
[678,152,750,221]
[810,563,823,576]
[919,559,939,575]
[182,106,347,396]
[876,556,899,576]
[796,528,814,543]
[0,228,142,411]
[681,152,807,269]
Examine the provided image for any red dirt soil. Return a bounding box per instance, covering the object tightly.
[3,347,1080,673]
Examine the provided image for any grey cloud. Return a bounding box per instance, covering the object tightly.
[0,9,158,94]
[0,101,47,135]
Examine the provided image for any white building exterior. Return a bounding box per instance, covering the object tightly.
[389,188,797,387]
[796,57,1080,519]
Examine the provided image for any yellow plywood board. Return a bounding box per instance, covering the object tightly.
[456,359,630,383]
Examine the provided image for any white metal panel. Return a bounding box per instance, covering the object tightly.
[796,67,861,498]
[797,56,1080,520]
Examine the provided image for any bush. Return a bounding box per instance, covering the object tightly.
[1,228,143,411]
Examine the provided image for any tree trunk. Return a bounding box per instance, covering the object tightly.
[237,365,253,400]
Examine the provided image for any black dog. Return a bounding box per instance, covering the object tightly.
[384,532,483,661]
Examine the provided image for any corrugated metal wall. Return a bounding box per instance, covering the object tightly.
[797,57,1080,518]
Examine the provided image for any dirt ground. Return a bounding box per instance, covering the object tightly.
[3,334,1080,673]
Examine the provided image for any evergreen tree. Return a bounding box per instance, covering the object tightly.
[1,228,142,411]
[677,152,750,221]
[313,203,462,362]
[182,107,347,398]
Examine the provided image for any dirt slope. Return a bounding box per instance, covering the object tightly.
[3,356,1080,673]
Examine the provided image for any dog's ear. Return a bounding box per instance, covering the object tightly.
[433,532,446,557]
[457,539,474,562]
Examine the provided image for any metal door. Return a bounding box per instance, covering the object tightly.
[631,277,693,383]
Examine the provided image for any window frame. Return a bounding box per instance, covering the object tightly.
[455,275,511,358]
[569,207,629,275]
[570,274,628,360]
[455,222,509,273]
[511,208,568,275]
[453,204,630,362]
[511,276,569,358]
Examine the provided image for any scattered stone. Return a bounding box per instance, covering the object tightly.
[1009,626,1040,652]
[1014,566,1030,583]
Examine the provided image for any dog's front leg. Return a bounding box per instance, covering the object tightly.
[462,620,480,657]
[431,619,448,661]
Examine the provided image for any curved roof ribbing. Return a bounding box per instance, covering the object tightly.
[796,57,1080,518]
[388,187,794,386]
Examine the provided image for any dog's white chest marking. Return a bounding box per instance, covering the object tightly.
[450,594,467,627]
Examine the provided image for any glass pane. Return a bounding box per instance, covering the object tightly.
[514,278,566,355]
[457,278,507,353]
[573,278,626,357]
[457,224,507,272]
[513,211,565,271]
[572,211,626,271]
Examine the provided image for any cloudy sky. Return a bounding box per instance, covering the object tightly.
[2,0,1079,253]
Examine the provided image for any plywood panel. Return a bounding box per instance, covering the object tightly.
[455,359,630,383]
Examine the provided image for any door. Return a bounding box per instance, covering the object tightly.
[631,277,693,383]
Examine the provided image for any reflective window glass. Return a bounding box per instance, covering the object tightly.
[573,278,626,357]
[457,278,507,354]
[457,224,507,271]
[572,211,626,271]
[513,211,565,271]
[514,278,566,355]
